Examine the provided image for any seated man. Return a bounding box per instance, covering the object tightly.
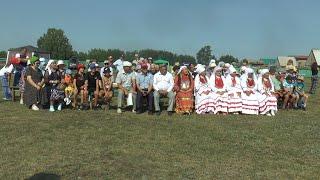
[136,63,154,115]
[153,65,175,116]
[294,75,308,110]
[116,61,136,114]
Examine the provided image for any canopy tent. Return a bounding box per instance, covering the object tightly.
[153,59,169,65]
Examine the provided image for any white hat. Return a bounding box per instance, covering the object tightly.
[123,61,132,67]
[39,57,46,62]
[57,60,64,66]
[104,60,108,64]
[240,66,247,72]
[209,59,216,64]
[15,54,20,58]
[196,66,206,74]
[260,69,269,75]
[229,66,237,74]
[225,63,231,68]
[148,57,152,60]
[139,57,144,61]
[209,62,217,68]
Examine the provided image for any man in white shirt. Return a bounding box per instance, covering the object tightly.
[113,54,125,73]
[153,65,175,116]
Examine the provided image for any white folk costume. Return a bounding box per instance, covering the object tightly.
[257,69,277,116]
[194,66,215,114]
[240,68,260,115]
[226,66,242,113]
[209,67,229,114]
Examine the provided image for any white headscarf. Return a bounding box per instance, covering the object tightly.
[178,65,188,74]
[213,66,223,73]
[229,65,237,74]
[196,65,206,74]
[45,60,55,75]
[260,69,269,75]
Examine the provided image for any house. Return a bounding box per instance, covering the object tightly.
[261,58,278,67]
[294,56,308,68]
[277,56,297,67]
[306,49,320,67]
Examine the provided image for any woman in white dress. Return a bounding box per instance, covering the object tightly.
[226,66,242,114]
[209,66,228,115]
[240,68,260,115]
[257,69,277,116]
[194,65,215,114]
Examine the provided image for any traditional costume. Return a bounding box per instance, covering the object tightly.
[209,67,228,114]
[194,66,215,114]
[174,66,194,114]
[240,68,260,115]
[257,69,277,116]
[226,66,242,113]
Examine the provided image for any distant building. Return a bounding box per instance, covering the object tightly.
[277,56,297,67]
[306,49,320,67]
[294,56,308,68]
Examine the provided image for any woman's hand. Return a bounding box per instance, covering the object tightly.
[36,85,41,90]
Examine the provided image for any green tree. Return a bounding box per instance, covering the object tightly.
[0,51,7,58]
[87,48,107,61]
[37,28,73,59]
[196,45,215,65]
[176,55,196,64]
[219,55,239,64]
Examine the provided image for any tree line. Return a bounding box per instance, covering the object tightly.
[0,28,240,65]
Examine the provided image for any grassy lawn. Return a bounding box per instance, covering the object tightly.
[0,82,320,179]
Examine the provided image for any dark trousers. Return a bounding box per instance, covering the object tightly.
[136,90,153,112]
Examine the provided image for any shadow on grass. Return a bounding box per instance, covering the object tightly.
[26,173,61,180]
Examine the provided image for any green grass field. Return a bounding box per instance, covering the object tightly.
[0,82,320,179]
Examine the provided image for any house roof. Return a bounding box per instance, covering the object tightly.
[309,49,320,64]
[8,45,49,53]
[278,56,297,67]
[293,56,308,61]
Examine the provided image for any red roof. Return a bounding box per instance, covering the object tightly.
[294,56,308,60]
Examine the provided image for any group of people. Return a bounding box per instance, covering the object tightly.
[0,50,318,117]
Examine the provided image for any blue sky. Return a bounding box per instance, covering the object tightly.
[1,0,319,59]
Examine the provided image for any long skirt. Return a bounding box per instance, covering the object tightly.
[195,93,215,114]
[19,68,26,93]
[213,92,229,114]
[50,87,65,101]
[228,91,242,113]
[241,92,260,115]
[258,94,277,115]
[175,91,194,113]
